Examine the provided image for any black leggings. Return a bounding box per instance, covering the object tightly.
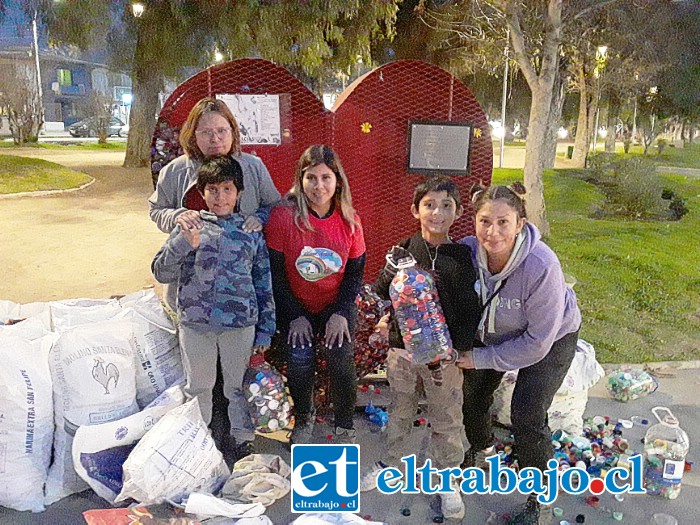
[462,329,579,471]
[280,307,357,429]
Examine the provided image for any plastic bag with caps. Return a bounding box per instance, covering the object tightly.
[386,247,454,384]
[243,354,292,433]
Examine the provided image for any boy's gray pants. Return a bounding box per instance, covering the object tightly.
[385,348,464,470]
[179,324,256,443]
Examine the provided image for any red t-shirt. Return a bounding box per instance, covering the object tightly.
[265,205,365,314]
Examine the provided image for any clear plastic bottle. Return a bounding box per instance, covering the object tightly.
[643,407,690,499]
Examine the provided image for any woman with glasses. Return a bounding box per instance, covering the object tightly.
[149,97,280,249]
[148,97,280,460]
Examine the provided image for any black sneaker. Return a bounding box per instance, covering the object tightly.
[290,409,316,445]
[461,446,496,470]
[507,496,552,525]
[232,440,255,463]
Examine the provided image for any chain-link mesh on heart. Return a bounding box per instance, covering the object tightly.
[150,59,492,401]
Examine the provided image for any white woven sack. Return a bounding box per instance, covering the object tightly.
[116,398,229,505]
[72,386,185,503]
[45,319,138,505]
[115,290,184,408]
[0,334,54,512]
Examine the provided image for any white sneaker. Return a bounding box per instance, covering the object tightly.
[440,479,465,520]
[334,426,357,445]
[360,461,388,492]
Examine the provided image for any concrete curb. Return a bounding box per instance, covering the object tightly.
[0,176,95,199]
[602,360,700,371]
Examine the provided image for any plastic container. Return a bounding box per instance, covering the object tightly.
[606,368,658,402]
[387,252,453,367]
[643,407,690,499]
[243,354,291,433]
[650,514,678,525]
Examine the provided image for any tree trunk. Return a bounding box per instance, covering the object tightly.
[690,122,695,145]
[124,24,163,168]
[680,120,686,143]
[605,96,619,153]
[524,88,551,236]
[542,64,566,170]
[506,0,562,236]
[124,75,161,167]
[571,67,589,167]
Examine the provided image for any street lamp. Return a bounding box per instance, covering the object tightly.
[499,29,510,168]
[131,2,145,18]
[592,45,608,152]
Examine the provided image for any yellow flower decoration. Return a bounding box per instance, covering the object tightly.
[361,122,372,134]
[473,128,482,139]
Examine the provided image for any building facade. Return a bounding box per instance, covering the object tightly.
[0,1,132,134]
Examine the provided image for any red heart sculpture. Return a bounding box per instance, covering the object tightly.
[151,59,492,401]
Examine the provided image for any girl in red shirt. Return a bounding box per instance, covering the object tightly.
[265,145,366,444]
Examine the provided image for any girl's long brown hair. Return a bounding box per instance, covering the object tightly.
[285,145,359,232]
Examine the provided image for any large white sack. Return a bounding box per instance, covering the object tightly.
[0,334,55,512]
[490,339,605,436]
[50,298,121,332]
[19,302,52,331]
[45,319,139,505]
[116,290,185,408]
[116,398,230,505]
[72,386,185,503]
[0,300,20,322]
[0,316,50,341]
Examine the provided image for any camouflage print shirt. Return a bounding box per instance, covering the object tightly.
[151,210,276,346]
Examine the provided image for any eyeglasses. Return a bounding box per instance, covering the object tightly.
[195,127,232,139]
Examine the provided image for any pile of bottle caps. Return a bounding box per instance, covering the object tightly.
[491,415,637,474]
[353,284,390,377]
[644,444,685,499]
[606,368,658,402]
[389,267,453,366]
[243,353,292,432]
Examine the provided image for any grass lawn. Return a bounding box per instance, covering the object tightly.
[492,167,700,364]
[626,144,700,169]
[0,155,92,194]
[0,140,126,151]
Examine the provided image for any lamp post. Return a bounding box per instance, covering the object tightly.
[591,45,608,152]
[499,30,510,169]
[31,10,44,131]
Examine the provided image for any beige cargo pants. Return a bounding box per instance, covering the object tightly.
[384,348,464,470]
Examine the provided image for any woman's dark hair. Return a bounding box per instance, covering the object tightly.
[412,175,462,208]
[180,97,241,161]
[286,144,359,232]
[196,156,245,194]
[470,181,527,219]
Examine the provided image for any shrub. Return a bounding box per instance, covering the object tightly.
[589,155,668,219]
[656,138,668,156]
[660,188,690,220]
[669,194,689,220]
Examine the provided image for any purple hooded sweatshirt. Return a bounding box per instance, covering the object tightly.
[460,222,581,372]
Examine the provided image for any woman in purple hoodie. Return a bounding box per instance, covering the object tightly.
[457,182,581,525]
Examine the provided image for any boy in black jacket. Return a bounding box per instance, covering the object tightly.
[360,176,480,521]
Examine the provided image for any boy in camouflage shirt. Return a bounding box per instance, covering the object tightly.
[152,156,275,460]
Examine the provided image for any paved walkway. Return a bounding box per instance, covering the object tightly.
[657,166,700,177]
[1,146,697,524]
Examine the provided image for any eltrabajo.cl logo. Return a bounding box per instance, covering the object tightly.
[291,444,360,513]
